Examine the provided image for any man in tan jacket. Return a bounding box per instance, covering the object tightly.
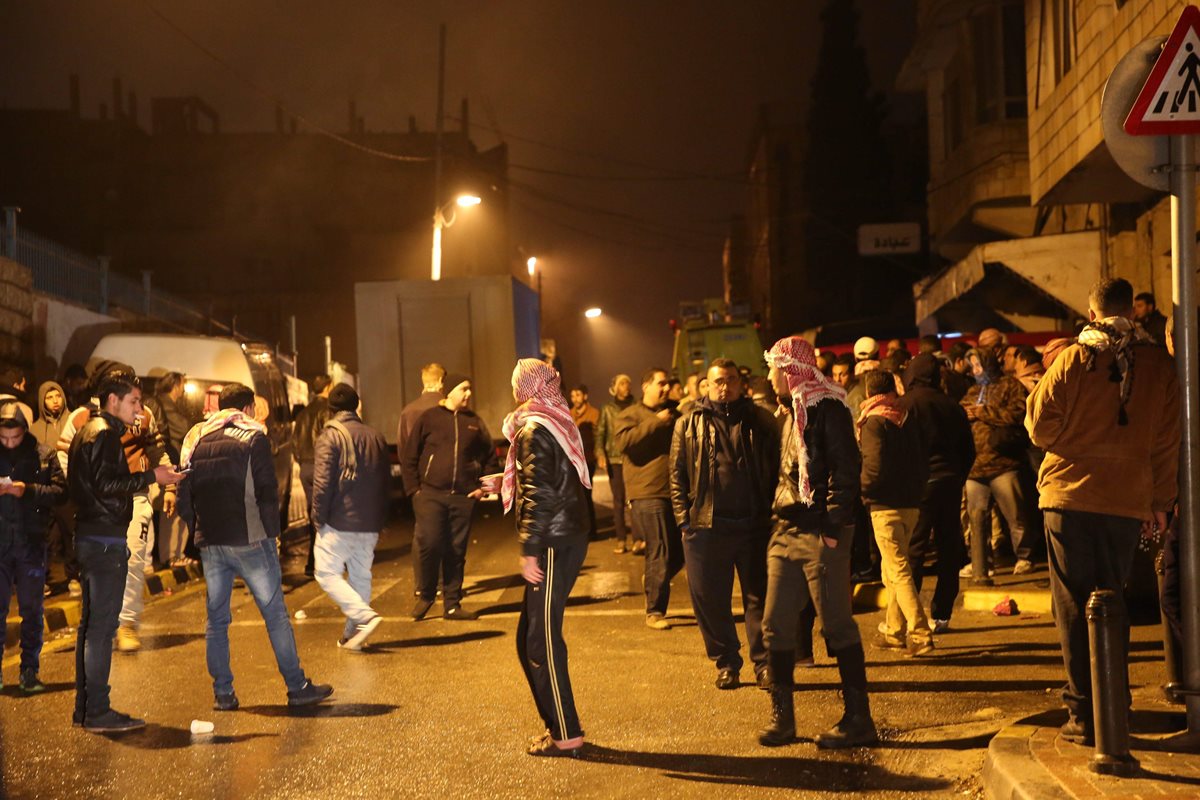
[1025,278,1180,746]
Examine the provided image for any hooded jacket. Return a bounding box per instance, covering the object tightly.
[669,396,779,530]
[0,404,67,555]
[961,353,1027,480]
[29,381,67,449]
[899,355,975,484]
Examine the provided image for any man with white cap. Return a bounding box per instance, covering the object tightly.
[401,372,498,621]
[853,337,879,362]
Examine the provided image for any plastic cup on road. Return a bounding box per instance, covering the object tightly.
[190,719,214,735]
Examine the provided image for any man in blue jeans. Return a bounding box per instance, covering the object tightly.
[68,366,183,733]
[178,383,332,711]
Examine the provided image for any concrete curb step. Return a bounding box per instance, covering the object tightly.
[983,723,1074,800]
[851,577,1054,615]
[4,562,204,650]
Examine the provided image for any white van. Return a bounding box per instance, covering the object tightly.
[88,333,295,516]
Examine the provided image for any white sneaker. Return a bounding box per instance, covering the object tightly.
[344,614,382,649]
[959,564,995,578]
[932,619,951,633]
[68,579,82,597]
[1013,559,1034,575]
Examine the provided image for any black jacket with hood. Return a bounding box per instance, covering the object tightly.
[899,354,976,484]
[669,396,779,530]
[0,403,67,556]
[29,381,67,450]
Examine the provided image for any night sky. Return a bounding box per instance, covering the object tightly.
[1,0,915,398]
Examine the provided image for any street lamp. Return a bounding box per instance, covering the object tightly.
[585,307,602,319]
[431,194,482,281]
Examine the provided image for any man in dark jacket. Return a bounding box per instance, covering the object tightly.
[293,374,332,577]
[312,383,391,651]
[68,370,182,733]
[177,383,333,712]
[613,368,682,632]
[759,337,876,749]
[396,362,444,467]
[0,401,66,692]
[401,372,498,621]
[596,374,638,553]
[31,380,75,593]
[144,372,194,568]
[900,354,975,631]
[858,370,933,656]
[670,358,779,689]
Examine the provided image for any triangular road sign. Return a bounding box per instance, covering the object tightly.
[1126,5,1200,135]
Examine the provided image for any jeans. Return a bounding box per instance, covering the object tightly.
[74,538,129,720]
[0,541,48,672]
[629,498,684,615]
[871,506,932,645]
[412,491,476,606]
[518,540,587,740]
[1044,509,1140,726]
[119,489,156,628]
[314,526,380,639]
[909,477,966,620]
[201,538,307,696]
[682,521,768,673]
[966,471,1031,561]
[762,524,862,654]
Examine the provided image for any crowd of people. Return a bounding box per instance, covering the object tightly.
[0,278,1182,754]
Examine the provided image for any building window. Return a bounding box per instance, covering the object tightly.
[1051,0,1076,81]
[971,2,1028,124]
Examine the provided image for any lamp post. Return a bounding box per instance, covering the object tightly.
[431,194,481,281]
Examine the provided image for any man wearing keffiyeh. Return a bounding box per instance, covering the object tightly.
[502,359,591,758]
[757,336,877,750]
[1026,278,1180,745]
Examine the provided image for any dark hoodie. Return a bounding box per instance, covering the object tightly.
[30,381,67,449]
[899,355,975,483]
[0,402,67,555]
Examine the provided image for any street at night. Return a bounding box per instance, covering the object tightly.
[1,487,1180,799]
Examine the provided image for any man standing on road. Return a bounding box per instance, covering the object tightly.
[614,368,682,632]
[145,372,195,568]
[396,363,444,469]
[569,384,600,539]
[670,359,779,689]
[595,374,638,553]
[0,401,66,693]
[292,374,332,578]
[900,354,974,632]
[401,373,498,621]
[177,383,333,712]
[502,359,592,758]
[1133,291,1168,345]
[312,383,390,652]
[759,337,876,749]
[69,371,182,733]
[1026,278,1179,745]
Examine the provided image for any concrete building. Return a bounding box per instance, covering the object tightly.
[903,0,1189,335]
[0,77,516,374]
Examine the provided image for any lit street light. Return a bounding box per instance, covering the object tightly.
[431,194,482,281]
[527,256,537,276]
[585,307,602,318]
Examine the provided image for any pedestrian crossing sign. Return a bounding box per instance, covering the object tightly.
[1126,5,1200,135]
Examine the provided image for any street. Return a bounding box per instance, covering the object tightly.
[0,495,1173,800]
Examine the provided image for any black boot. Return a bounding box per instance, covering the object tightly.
[758,650,796,747]
[817,643,878,749]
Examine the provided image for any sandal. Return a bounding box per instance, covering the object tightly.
[527,737,584,758]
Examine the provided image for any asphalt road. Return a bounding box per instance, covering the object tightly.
[0,493,1176,800]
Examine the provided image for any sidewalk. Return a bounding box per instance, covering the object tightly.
[4,561,204,651]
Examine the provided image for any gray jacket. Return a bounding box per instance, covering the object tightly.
[312,411,391,532]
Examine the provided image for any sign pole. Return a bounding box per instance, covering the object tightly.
[1171,133,1200,733]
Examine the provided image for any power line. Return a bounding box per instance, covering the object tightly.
[140,2,431,163]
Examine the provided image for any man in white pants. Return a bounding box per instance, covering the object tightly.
[312,384,391,650]
[56,361,174,653]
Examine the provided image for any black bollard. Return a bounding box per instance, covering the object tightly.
[969,512,994,587]
[1087,590,1139,777]
[1155,552,1184,704]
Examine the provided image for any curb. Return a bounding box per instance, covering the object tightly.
[983,723,1073,800]
[961,587,1052,615]
[4,563,204,650]
[852,581,889,611]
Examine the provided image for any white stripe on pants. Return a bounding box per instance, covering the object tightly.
[314,526,379,637]
[119,488,157,628]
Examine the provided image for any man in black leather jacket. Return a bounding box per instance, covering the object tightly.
[670,359,779,690]
[504,358,591,758]
[0,401,66,693]
[758,337,877,750]
[68,372,182,734]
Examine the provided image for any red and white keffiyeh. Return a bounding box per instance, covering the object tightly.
[763,337,847,505]
[179,409,267,469]
[500,359,592,513]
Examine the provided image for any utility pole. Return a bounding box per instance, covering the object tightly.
[432,23,446,281]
